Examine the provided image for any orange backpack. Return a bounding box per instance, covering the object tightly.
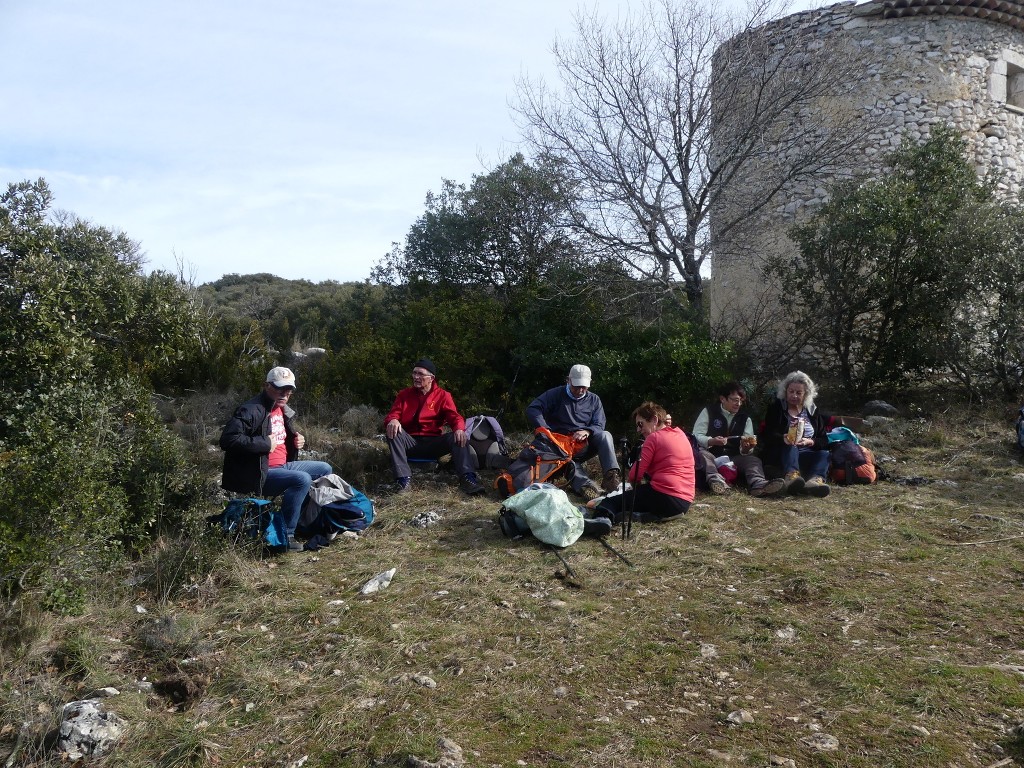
[829,441,877,485]
[494,427,589,499]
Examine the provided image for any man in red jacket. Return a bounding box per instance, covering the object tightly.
[385,358,485,496]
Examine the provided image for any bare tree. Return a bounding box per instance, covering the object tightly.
[515,0,865,320]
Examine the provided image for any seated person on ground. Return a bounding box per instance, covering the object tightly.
[759,370,832,498]
[692,381,786,498]
[595,401,694,523]
[525,364,621,500]
[385,358,485,496]
[220,367,333,552]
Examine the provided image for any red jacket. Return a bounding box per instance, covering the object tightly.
[385,384,465,436]
[629,426,695,502]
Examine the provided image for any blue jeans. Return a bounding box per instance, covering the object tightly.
[263,461,333,536]
[780,446,830,480]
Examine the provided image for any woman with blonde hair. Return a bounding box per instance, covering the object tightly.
[596,401,695,522]
[759,371,832,497]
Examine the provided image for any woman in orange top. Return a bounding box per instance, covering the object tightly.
[596,401,695,523]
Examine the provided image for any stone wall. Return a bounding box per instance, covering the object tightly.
[709,0,1024,340]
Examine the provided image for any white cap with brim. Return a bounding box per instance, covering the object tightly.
[568,364,592,387]
[266,367,296,389]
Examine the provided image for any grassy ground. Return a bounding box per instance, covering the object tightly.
[2,409,1024,767]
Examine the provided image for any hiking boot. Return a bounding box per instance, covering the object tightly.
[395,476,412,494]
[287,539,305,552]
[602,468,623,493]
[755,478,787,498]
[580,482,603,502]
[460,473,487,496]
[803,476,831,498]
[709,477,730,495]
[784,471,805,495]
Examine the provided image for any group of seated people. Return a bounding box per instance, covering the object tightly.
[219,361,836,549]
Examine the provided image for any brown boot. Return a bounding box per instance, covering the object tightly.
[784,470,805,495]
[602,468,623,493]
[804,476,831,498]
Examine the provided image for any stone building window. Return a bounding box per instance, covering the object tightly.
[992,50,1024,112]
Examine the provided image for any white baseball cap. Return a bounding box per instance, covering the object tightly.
[568,364,592,387]
[266,367,296,389]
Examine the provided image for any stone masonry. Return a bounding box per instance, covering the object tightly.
[709,0,1024,338]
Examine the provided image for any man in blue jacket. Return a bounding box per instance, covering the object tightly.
[525,364,621,500]
[220,367,333,551]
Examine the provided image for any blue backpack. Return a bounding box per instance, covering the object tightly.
[208,498,288,549]
[318,490,376,534]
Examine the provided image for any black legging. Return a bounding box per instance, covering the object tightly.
[596,483,690,523]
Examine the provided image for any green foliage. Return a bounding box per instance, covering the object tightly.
[773,126,1007,396]
[945,200,1024,399]
[0,179,205,599]
[373,153,581,297]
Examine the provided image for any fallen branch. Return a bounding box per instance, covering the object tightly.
[943,533,1024,547]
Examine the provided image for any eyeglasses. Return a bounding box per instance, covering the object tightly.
[411,370,433,379]
[726,395,744,403]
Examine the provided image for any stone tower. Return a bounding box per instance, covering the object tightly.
[709,0,1024,341]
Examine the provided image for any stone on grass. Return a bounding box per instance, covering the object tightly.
[409,510,443,528]
[801,732,840,751]
[727,709,754,725]
[863,400,898,417]
[57,699,128,761]
[86,687,120,699]
[407,736,465,768]
[360,568,396,594]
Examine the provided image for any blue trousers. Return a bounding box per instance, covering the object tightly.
[779,445,830,480]
[263,461,333,536]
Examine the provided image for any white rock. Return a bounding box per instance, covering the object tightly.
[134,605,147,614]
[360,568,397,595]
[57,700,128,761]
[727,709,754,724]
[801,732,840,751]
[775,626,798,642]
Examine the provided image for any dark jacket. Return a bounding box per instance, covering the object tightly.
[526,385,607,435]
[759,397,831,468]
[703,402,750,459]
[220,391,300,493]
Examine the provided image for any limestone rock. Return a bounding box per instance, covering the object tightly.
[56,699,127,761]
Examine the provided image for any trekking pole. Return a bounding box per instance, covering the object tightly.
[597,536,635,567]
[626,473,639,540]
[548,545,580,584]
[619,436,630,539]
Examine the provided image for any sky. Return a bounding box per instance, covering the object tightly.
[1,1,598,284]
[1,0,817,286]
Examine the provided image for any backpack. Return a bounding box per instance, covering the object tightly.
[497,484,585,547]
[494,427,589,499]
[464,415,510,470]
[1016,406,1024,451]
[318,491,376,534]
[297,474,377,537]
[207,498,288,549]
[829,440,877,485]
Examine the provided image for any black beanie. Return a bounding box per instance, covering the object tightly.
[414,358,437,376]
